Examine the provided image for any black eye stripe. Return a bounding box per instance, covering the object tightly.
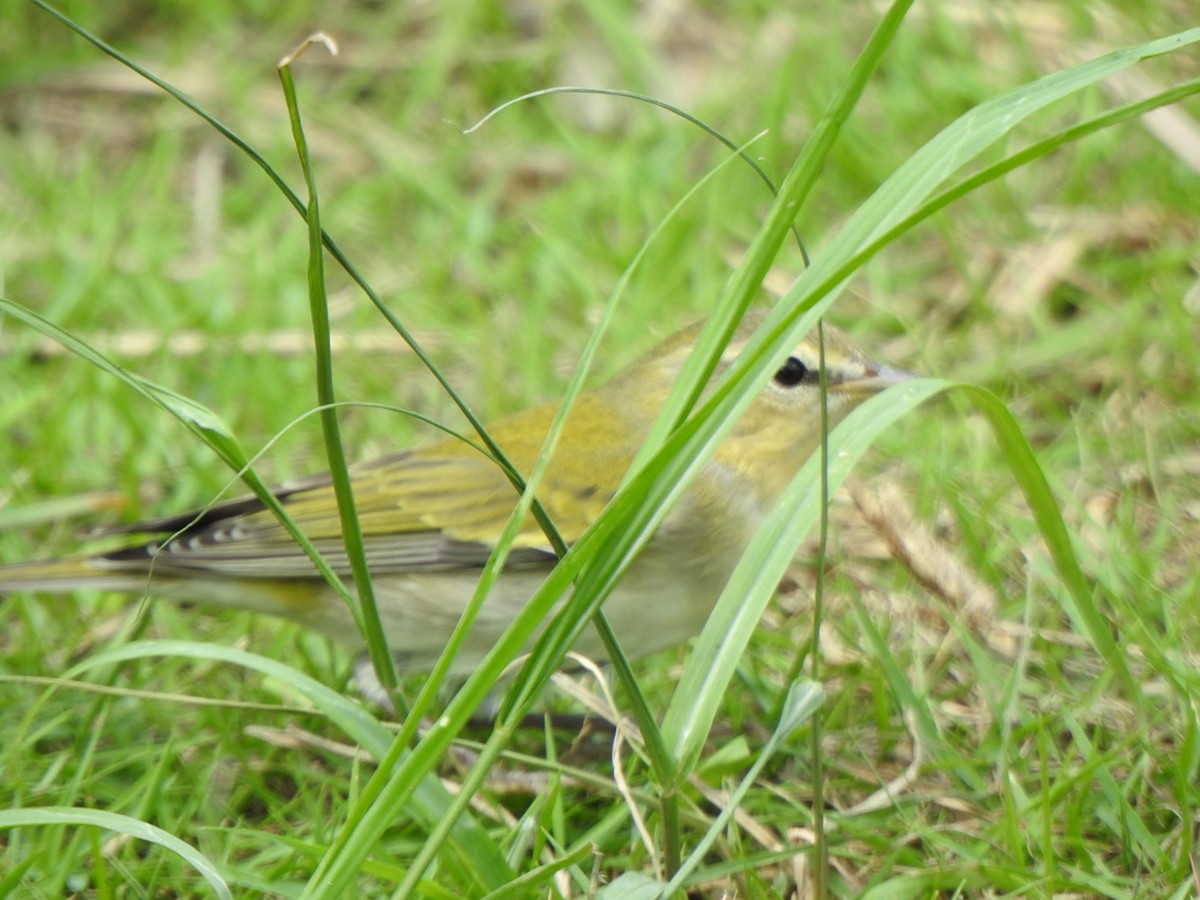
[773,356,820,388]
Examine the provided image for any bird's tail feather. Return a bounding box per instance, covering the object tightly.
[0,556,153,594]
[0,553,340,637]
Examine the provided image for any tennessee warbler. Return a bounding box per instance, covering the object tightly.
[0,310,911,673]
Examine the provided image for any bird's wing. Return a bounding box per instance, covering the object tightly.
[99,438,624,579]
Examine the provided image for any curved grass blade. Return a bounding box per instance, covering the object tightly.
[56,641,514,892]
[0,807,231,899]
[663,378,946,768]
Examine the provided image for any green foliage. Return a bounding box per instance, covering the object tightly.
[1,0,1198,896]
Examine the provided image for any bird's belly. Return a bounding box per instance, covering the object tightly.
[319,542,739,675]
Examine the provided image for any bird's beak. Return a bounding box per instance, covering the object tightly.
[852,362,919,394]
[871,362,918,383]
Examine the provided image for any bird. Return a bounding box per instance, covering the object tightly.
[0,310,912,676]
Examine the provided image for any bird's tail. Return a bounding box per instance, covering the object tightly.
[0,552,338,637]
[0,555,152,595]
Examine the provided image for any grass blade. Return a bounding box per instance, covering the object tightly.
[0,807,231,899]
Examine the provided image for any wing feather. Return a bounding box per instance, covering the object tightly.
[96,397,641,580]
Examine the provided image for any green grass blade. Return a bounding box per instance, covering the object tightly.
[0,807,232,899]
[278,38,399,702]
[779,27,1200,312]
[955,385,1137,699]
[661,681,826,896]
[56,640,514,892]
[463,85,809,261]
[663,378,947,768]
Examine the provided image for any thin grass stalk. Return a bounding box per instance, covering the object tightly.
[476,841,598,900]
[810,322,831,898]
[464,86,810,263]
[393,724,518,897]
[278,40,399,701]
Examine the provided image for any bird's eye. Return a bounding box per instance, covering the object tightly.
[773,356,811,388]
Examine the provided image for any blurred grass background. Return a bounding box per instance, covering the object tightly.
[1,0,1198,895]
